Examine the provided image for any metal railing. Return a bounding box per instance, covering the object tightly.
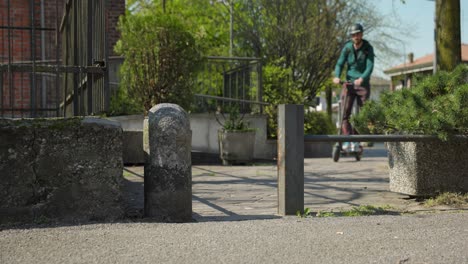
[193,56,264,114]
[276,104,467,216]
[60,0,109,116]
[303,134,467,142]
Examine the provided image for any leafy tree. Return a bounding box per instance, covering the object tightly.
[221,0,398,136]
[230,0,346,96]
[118,0,412,134]
[228,0,409,99]
[113,8,202,114]
[127,0,231,55]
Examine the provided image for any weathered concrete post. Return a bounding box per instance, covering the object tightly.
[144,103,192,222]
[277,104,304,215]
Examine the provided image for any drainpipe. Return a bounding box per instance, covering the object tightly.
[40,0,46,109]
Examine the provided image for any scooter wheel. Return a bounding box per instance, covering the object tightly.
[355,152,361,161]
[355,146,363,161]
[332,145,341,162]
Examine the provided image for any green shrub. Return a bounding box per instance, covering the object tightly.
[352,64,468,139]
[108,85,143,116]
[114,10,202,114]
[263,62,304,138]
[304,111,336,135]
[215,105,253,132]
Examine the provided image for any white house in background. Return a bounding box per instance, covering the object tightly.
[384,44,468,90]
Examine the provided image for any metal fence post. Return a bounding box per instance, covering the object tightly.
[277,104,304,215]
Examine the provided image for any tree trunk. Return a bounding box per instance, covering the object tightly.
[435,0,461,72]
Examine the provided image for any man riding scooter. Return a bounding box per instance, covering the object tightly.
[332,23,375,158]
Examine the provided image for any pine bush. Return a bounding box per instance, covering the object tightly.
[352,64,468,139]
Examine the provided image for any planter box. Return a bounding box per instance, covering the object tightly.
[387,138,468,196]
[218,130,255,165]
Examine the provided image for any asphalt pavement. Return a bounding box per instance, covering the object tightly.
[1,143,467,263]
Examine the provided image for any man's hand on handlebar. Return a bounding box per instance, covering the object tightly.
[334,77,364,86]
[354,77,363,86]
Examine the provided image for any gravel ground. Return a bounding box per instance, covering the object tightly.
[1,212,467,264]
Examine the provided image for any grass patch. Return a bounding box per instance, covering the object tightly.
[340,205,392,217]
[424,193,468,208]
[297,205,394,218]
[316,211,337,217]
[123,170,133,178]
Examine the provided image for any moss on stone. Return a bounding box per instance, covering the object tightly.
[0,117,84,130]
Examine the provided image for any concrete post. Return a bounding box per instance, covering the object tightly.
[277,104,304,215]
[144,103,192,222]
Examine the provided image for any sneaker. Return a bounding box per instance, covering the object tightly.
[342,142,350,151]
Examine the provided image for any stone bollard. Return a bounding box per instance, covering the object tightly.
[144,103,192,222]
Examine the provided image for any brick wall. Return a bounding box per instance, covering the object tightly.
[0,0,124,61]
[0,0,125,117]
[108,0,126,56]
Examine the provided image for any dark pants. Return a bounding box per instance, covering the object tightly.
[340,82,370,135]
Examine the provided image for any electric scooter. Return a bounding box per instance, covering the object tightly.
[332,81,363,162]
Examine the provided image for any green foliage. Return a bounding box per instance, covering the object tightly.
[128,0,230,56]
[351,100,386,134]
[298,205,393,218]
[114,9,203,113]
[262,62,304,138]
[231,0,376,99]
[216,105,253,132]
[316,211,337,217]
[262,63,336,138]
[304,111,336,135]
[108,85,143,116]
[341,205,390,217]
[352,64,468,139]
[316,205,393,217]
[296,207,311,218]
[163,0,230,55]
[424,192,468,208]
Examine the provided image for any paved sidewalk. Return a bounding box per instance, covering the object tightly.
[123,143,433,221]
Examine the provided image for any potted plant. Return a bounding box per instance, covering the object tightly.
[351,64,468,196]
[216,105,256,165]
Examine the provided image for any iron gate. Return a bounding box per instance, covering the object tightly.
[0,0,109,118]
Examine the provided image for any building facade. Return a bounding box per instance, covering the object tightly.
[0,0,125,117]
[384,44,468,90]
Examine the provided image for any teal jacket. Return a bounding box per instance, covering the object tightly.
[334,40,374,87]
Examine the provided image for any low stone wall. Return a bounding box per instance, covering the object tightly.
[107,115,145,164]
[0,117,124,224]
[388,138,468,196]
